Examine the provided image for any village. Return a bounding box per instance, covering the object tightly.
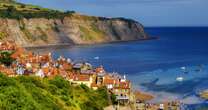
[0,41,182,110]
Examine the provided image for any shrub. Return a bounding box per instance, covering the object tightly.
[0,51,15,66]
[0,2,76,19]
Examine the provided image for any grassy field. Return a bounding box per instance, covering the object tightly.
[0,0,75,19]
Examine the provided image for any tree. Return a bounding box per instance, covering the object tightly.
[0,51,15,66]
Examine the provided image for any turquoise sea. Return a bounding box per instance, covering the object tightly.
[33,27,208,109]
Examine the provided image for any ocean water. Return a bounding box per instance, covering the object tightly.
[32,27,208,109]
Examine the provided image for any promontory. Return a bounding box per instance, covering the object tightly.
[0,0,148,47]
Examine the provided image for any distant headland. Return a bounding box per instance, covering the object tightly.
[0,0,149,47]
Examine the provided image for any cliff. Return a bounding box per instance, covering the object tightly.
[0,2,148,47]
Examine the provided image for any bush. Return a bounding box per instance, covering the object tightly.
[49,76,70,89]
[0,51,15,66]
[0,8,75,19]
[0,1,76,19]
[111,94,118,104]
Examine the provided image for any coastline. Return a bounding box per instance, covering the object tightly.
[25,36,158,50]
[24,43,73,50]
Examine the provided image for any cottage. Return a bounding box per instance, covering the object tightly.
[35,69,45,78]
[103,76,115,89]
[73,63,83,71]
[95,65,105,73]
[70,74,93,87]
[16,66,25,75]
[11,47,25,59]
[1,68,16,77]
[0,41,16,51]
[113,80,131,97]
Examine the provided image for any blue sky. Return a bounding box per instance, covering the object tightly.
[17,0,208,27]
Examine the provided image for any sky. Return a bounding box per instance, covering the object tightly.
[17,0,208,27]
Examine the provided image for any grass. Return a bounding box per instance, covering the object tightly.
[0,32,7,39]
[79,26,94,40]
[91,24,105,35]
[79,25,105,41]
[0,1,75,19]
[21,28,36,41]
[36,27,48,42]
[19,19,37,41]
[0,74,109,110]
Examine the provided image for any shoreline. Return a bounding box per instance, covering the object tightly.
[25,37,158,50]
[24,43,73,50]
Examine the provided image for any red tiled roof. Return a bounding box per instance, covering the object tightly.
[51,68,59,76]
[104,78,114,84]
[0,41,16,51]
[95,66,105,73]
[114,81,130,89]
[73,74,90,81]
[62,63,72,70]
[1,68,15,76]
[43,68,49,75]
[11,48,25,59]
[69,73,74,79]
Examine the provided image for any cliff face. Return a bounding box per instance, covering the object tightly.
[0,14,147,46]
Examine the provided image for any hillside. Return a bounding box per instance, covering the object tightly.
[0,74,109,110]
[0,1,147,46]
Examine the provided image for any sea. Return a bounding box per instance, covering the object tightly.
[31,27,208,109]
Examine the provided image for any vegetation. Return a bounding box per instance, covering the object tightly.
[21,28,35,41]
[0,74,109,110]
[111,94,118,105]
[91,24,105,35]
[0,1,75,19]
[52,23,60,32]
[36,27,48,42]
[79,25,105,41]
[79,26,94,40]
[0,51,14,66]
[19,20,38,41]
[0,32,7,39]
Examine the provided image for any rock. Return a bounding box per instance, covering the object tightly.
[0,14,148,47]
